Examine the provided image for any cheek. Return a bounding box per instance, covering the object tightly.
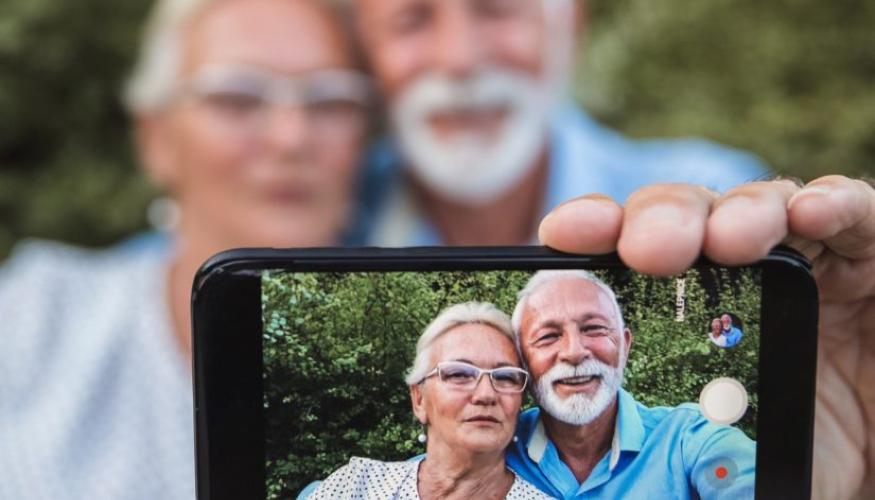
[371,37,430,102]
[500,395,522,419]
[590,337,622,365]
[312,136,363,192]
[172,113,253,189]
[483,18,547,76]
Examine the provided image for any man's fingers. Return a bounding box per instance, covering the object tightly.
[538,195,623,254]
[617,185,716,276]
[703,180,801,265]
[788,176,875,261]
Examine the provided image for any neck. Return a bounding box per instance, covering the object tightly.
[417,440,513,500]
[541,395,619,484]
[165,215,242,363]
[413,151,549,246]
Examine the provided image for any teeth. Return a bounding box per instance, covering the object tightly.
[558,376,598,385]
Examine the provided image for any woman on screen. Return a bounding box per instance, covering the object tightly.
[311,302,550,499]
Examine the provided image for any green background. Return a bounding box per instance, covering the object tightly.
[2,0,873,258]
[262,268,760,497]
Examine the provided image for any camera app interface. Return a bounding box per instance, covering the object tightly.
[262,268,760,499]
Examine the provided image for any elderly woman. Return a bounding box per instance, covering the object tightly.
[707,317,727,347]
[0,0,368,498]
[311,302,551,500]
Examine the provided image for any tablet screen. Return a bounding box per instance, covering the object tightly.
[260,267,760,498]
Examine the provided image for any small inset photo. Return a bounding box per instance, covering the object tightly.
[708,313,744,349]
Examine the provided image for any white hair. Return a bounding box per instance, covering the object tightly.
[124,0,214,113]
[404,302,514,386]
[511,270,626,351]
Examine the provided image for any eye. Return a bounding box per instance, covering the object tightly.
[582,324,611,336]
[534,331,560,345]
[202,91,263,117]
[474,0,525,18]
[390,3,433,35]
[492,369,526,389]
[440,365,477,383]
[307,99,364,120]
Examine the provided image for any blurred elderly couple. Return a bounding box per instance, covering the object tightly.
[308,271,755,499]
[0,0,801,499]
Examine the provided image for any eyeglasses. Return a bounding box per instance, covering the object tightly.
[176,64,372,137]
[420,361,529,394]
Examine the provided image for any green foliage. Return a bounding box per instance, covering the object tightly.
[262,269,760,498]
[580,0,875,181]
[2,0,871,257]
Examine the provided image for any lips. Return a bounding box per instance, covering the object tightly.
[465,415,500,423]
[555,375,601,386]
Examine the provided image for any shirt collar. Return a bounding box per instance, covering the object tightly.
[527,388,646,471]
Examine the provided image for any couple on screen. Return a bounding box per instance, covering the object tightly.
[309,271,755,499]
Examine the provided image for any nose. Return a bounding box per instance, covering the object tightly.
[557,325,591,366]
[432,5,486,78]
[263,105,311,156]
[470,372,498,405]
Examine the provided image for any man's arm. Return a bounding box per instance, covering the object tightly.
[538,176,875,500]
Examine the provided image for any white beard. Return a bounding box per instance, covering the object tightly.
[534,358,625,426]
[390,68,553,206]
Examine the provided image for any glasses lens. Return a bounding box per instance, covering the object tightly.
[491,368,527,392]
[438,363,479,386]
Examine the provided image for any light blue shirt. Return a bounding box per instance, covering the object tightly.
[353,106,769,246]
[723,326,744,348]
[506,389,756,499]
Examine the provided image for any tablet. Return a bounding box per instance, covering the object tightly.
[192,246,817,499]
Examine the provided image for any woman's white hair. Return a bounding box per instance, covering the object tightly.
[511,270,625,351]
[124,0,214,113]
[404,302,514,386]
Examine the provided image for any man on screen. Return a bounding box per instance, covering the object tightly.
[720,314,744,348]
[506,270,755,499]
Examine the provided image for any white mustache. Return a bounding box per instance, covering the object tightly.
[402,71,533,115]
[541,360,615,385]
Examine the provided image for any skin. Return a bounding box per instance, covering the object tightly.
[710,318,723,340]
[353,0,583,244]
[410,323,522,499]
[134,0,365,355]
[518,278,632,483]
[721,314,732,331]
[538,176,875,500]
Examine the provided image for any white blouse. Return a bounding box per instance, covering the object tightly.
[310,457,553,500]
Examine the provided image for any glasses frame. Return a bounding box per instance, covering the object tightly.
[419,361,529,394]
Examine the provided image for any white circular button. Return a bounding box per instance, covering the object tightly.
[699,378,748,425]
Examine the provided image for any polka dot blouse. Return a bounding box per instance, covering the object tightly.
[310,457,553,499]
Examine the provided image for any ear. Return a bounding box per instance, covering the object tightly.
[623,327,633,359]
[410,384,428,425]
[133,113,181,193]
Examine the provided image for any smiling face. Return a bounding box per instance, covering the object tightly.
[721,314,733,331]
[411,323,523,454]
[138,0,366,250]
[519,278,630,426]
[353,0,570,203]
[711,318,723,336]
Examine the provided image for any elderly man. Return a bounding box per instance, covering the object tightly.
[720,314,743,348]
[506,270,755,498]
[351,0,767,246]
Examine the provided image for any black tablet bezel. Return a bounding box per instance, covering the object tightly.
[192,246,817,500]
